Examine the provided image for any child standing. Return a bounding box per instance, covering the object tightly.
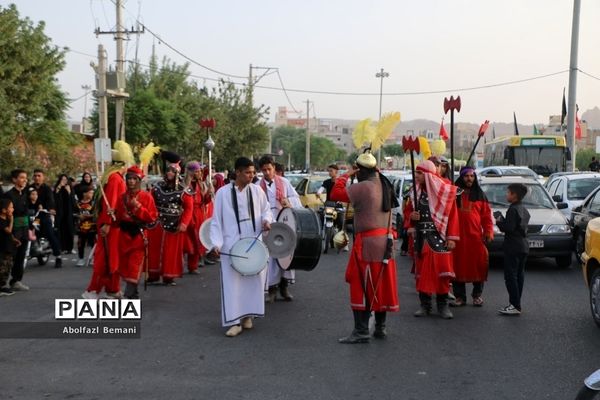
[0,199,22,296]
[495,183,531,315]
[75,186,96,267]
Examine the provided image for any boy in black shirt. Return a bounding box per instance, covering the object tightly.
[0,199,21,296]
[495,183,531,315]
[4,169,30,291]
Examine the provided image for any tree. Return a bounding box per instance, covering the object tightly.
[271,126,345,170]
[0,4,81,178]
[576,147,598,171]
[92,57,269,170]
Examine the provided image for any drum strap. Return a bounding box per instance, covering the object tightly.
[231,185,256,235]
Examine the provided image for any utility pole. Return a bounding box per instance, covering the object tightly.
[248,63,253,106]
[95,45,108,140]
[375,68,389,166]
[566,0,581,172]
[95,0,144,142]
[305,99,311,172]
[81,84,92,132]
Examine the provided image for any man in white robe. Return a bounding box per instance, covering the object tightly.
[257,155,302,303]
[210,157,273,337]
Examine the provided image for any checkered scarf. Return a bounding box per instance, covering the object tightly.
[416,160,457,240]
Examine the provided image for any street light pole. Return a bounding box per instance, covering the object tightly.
[81,84,91,124]
[376,68,389,165]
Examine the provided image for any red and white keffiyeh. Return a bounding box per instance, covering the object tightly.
[415,160,457,240]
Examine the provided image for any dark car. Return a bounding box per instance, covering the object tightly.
[480,176,573,268]
[570,185,600,263]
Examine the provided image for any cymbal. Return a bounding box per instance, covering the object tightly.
[263,222,297,258]
[199,217,213,250]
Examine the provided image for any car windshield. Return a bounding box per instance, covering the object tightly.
[307,179,325,194]
[513,147,564,175]
[480,183,554,209]
[499,168,537,178]
[567,178,600,200]
[286,175,305,187]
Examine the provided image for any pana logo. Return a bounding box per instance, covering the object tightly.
[55,299,142,320]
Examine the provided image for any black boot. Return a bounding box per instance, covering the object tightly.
[374,312,387,339]
[266,286,277,303]
[338,310,371,344]
[124,282,139,299]
[437,293,453,319]
[279,278,293,301]
[414,292,432,317]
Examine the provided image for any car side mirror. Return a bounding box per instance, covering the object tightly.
[556,202,568,210]
[552,195,563,202]
[573,205,583,213]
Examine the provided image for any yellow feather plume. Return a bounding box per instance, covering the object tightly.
[352,118,376,149]
[113,140,135,166]
[139,142,161,169]
[429,139,446,156]
[418,137,432,160]
[371,112,401,151]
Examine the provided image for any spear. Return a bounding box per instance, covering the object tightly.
[444,96,461,176]
[402,135,421,208]
[465,120,490,167]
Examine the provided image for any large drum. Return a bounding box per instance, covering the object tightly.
[276,208,322,271]
[229,237,269,276]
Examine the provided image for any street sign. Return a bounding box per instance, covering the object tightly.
[94,138,112,163]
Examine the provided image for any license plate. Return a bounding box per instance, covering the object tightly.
[528,240,544,248]
[326,221,334,228]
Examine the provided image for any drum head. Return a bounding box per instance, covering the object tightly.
[199,218,213,250]
[229,237,269,276]
[276,208,297,269]
[263,222,296,258]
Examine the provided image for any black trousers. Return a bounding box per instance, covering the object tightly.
[503,252,527,310]
[77,232,96,259]
[453,281,484,301]
[40,214,61,256]
[418,292,448,307]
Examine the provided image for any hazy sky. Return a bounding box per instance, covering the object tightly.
[6,0,600,126]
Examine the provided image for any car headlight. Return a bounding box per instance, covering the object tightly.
[546,224,571,234]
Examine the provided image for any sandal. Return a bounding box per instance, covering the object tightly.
[449,298,466,307]
[473,296,484,307]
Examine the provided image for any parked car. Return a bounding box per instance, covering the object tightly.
[477,166,544,184]
[381,171,412,230]
[295,175,353,223]
[285,173,308,189]
[545,173,600,218]
[570,185,600,263]
[580,216,600,328]
[479,176,573,268]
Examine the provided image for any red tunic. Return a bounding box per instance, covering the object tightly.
[411,193,460,295]
[184,181,212,270]
[147,188,193,280]
[331,174,399,312]
[86,171,125,293]
[115,190,157,283]
[452,192,494,282]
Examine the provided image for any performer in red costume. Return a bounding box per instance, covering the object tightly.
[330,152,399,344]
[82,144,129,300]
[409,160,460,319]
[115,166,157,299]
[183,161,212,273]
[147,153,193,285]
[451,166,493,307]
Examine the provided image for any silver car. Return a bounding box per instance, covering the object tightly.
[545,173,600,219]
[479,176,573,268]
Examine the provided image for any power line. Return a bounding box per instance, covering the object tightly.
[579,68,600,81]
[275,70,301,114]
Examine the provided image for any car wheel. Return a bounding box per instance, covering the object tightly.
[555,255,572,269]
[590,268,600,328]
[575,233,585,264]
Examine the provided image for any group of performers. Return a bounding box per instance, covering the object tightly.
[80,139,495,341]
[82,146,217,300]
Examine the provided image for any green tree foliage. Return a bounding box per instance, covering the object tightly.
[382,144,404,158]
[93,56,269,170]
[0,4,79,178]
[271,126,345,170]
[576,147,598,171]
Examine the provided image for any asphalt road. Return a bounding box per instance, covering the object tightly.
[2,247,599,400]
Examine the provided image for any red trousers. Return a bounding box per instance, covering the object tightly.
[86,229,121,293]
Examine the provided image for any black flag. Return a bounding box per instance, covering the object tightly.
[561,88,567,126]
[513,112,519,136]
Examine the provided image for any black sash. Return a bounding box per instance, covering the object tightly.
[231,185,256,235]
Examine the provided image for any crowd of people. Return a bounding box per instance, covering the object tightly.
[0,142,532,342]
